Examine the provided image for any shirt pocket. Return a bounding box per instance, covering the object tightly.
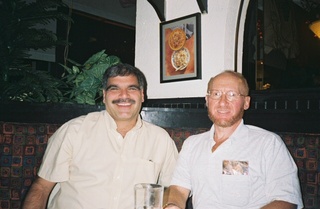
[129,158,161,183]
[220,175,250,206]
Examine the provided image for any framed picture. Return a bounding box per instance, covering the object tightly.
[160,13,201,83]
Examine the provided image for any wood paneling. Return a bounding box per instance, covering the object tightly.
[1,88,319,133]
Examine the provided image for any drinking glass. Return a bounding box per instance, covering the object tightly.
[134,183,164,209]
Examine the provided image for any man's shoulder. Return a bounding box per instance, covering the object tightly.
[141,120,173,136]
[245,124,275,134]
[63,111,104,129]
[183,129,211,144]
[244,124,281,140]
[142,120,164,130]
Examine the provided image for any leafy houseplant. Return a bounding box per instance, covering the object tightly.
[0,0,71,102]
[0,1,121,105]
[61,50,121,105]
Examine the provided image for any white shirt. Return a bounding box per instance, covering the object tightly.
[38,110,178,209]
[170,120,303,209]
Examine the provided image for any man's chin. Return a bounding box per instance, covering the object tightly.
[212,117,238,127]
[213,116,243,128]
[117,113,133,119]
[214,121,233,128]
[116,112,139,120]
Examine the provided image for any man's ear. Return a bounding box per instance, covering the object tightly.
[205,95,208,107]
[102,90,107,103]
[244,96,251,110]
[141,90,145,102]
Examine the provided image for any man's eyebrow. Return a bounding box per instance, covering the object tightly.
[105,84,141,90]
[129,85,141,89]
[105,84,117,90]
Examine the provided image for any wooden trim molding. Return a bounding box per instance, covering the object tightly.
[1,88,319,133]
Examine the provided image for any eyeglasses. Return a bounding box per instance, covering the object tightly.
[206,90,246,102]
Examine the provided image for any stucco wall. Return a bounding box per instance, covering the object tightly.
[135,0,250,99]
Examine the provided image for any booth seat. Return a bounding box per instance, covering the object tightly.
[0,122,319,209]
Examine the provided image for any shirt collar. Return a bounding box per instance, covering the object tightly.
[103,110,143,131]
[209,119,248,145]
[229,119,248,142]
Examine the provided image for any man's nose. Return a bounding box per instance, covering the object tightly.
[119,89,129,97]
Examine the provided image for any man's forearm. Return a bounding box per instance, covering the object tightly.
[261,200,297,209]
[163,185,190,209]
[22,178,55,209]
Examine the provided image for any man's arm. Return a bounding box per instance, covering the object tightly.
[261,200,297,209]
[163,185,190,209]
[22,176,56,209]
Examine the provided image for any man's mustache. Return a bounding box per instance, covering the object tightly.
[112,98,136,104]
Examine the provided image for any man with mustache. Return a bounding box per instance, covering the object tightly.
[23,63,178,209]
[164,71,303,209]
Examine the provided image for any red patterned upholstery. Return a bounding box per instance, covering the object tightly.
[0,122,60,209]
[0,122,319,208]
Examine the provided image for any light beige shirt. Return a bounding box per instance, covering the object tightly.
[38,110,178,209]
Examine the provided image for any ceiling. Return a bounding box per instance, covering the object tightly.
[67,0,137,26]
[73,0,319,27]
[119,0,136,8]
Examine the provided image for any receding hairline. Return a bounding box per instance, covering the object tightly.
[207,70,249,95]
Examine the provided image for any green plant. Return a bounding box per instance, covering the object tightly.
[2,65,67,103]
[0,1,122,105]
[0,0,71,102]
[61,50,121,105]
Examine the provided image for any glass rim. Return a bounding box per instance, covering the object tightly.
[134,183,163,189]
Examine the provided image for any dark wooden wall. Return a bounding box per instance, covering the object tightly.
[1,88,320,133]
[142,88,320,133]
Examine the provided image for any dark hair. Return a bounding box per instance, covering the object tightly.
[102,63,148,97]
